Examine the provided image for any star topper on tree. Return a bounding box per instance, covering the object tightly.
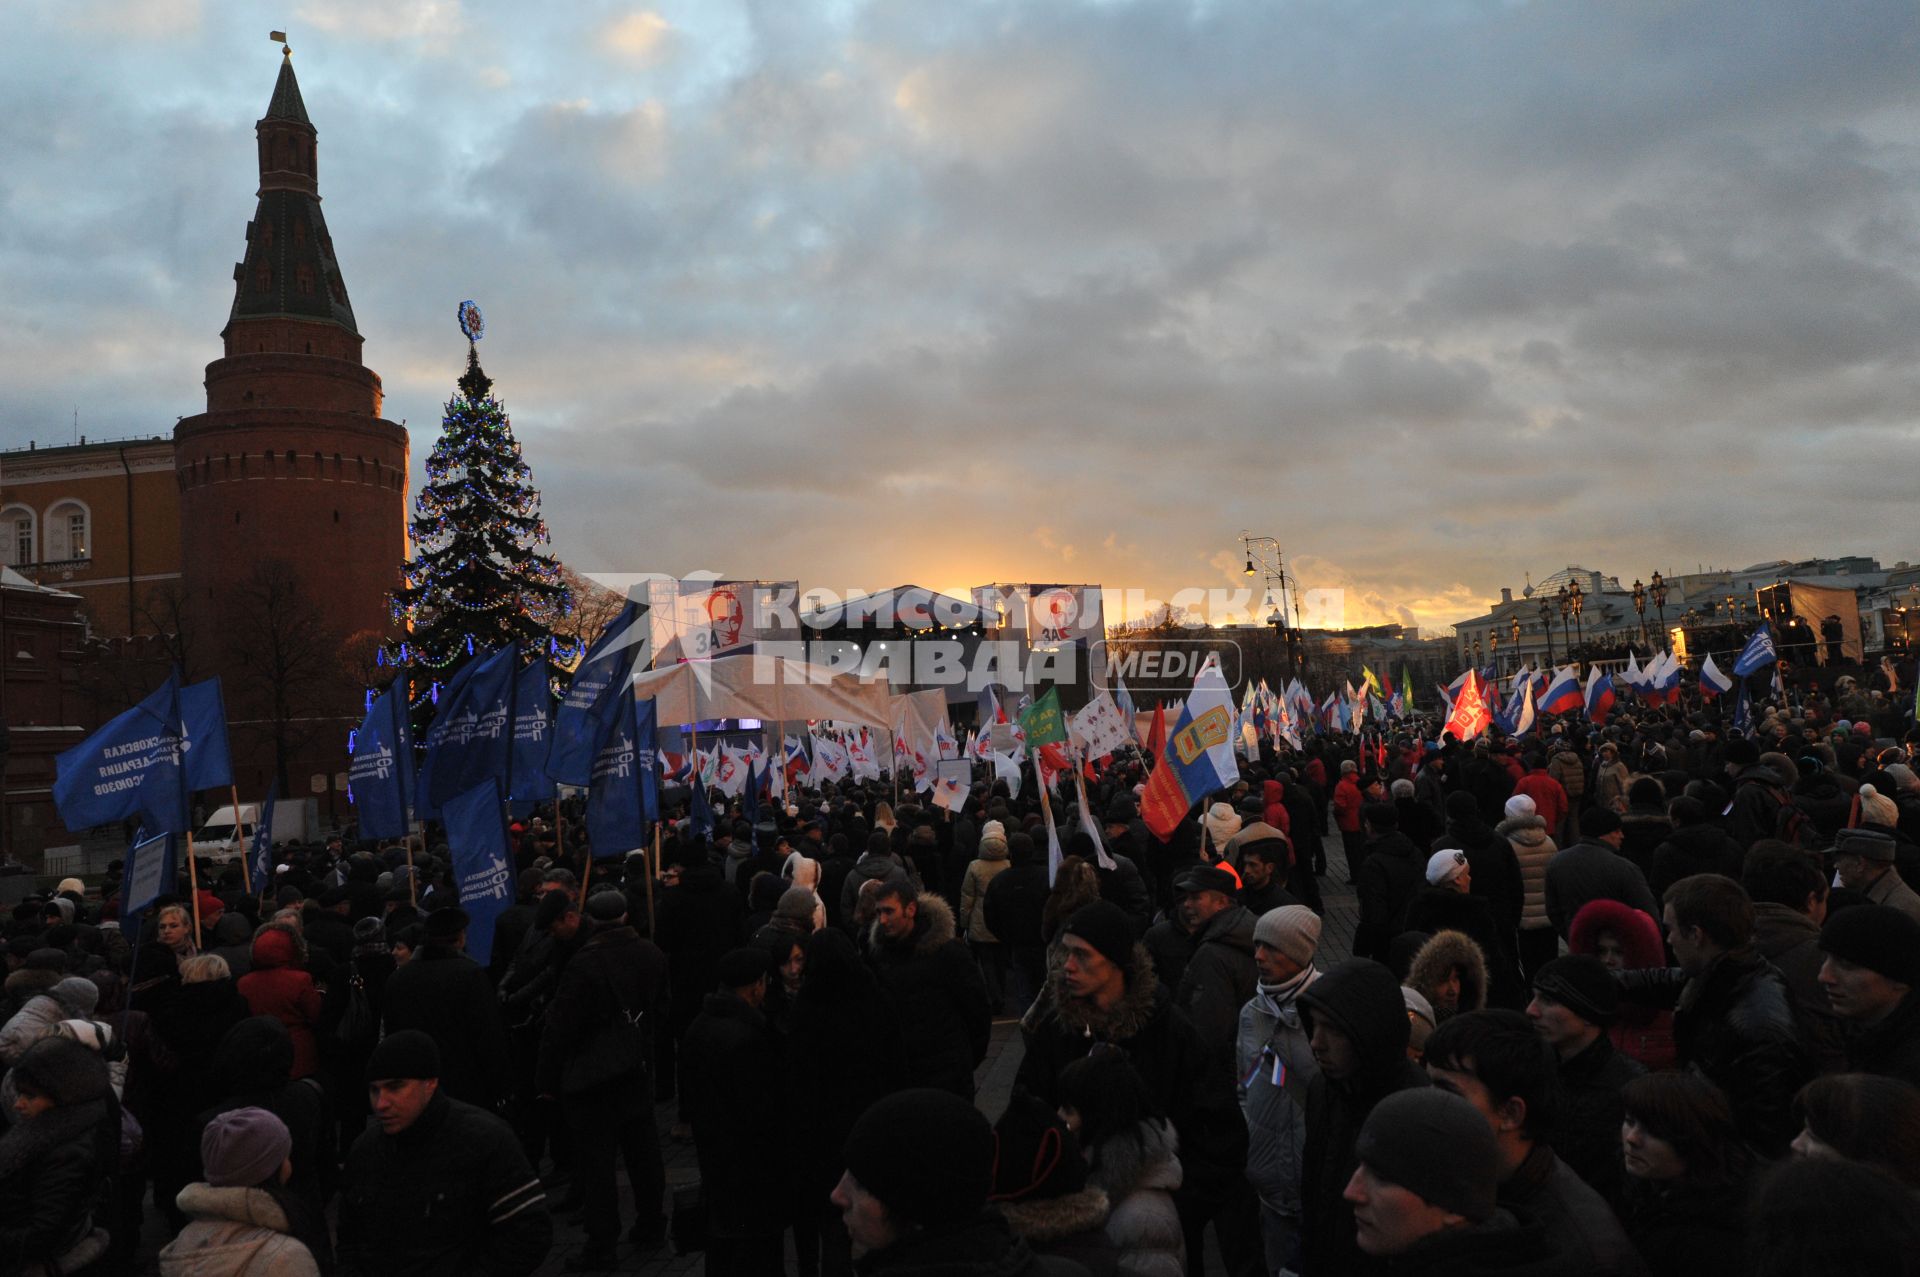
[385,301,572,683]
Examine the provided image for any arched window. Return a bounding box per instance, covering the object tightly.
[0,505,35,567]
[44,499,88,561]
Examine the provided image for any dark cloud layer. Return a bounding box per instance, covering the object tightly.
[3,0,1917,631]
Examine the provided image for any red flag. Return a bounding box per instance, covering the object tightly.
[1144,703,1167,758]
[1141,733,1187,843]
[1444,672,1493,742]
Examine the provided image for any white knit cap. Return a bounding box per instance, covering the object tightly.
[1503,794,1536,822]
[1426,849,1469,886]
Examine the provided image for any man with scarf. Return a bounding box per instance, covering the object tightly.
[1236,906,1324,1277]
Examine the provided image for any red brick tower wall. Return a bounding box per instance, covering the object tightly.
[175,53,409,659]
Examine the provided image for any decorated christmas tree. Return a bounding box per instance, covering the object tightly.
[387,302,571,682]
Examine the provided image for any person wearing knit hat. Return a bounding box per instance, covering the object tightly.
[1527,955,1648,1201]
[339,1026,552,1276]
[835,1089,1007,1252]
[1818,905,1920,1086]
[1022,901,1254,1272]
[773,885,821,934]
[1857,783,1902,830]
[1242,905,1324,1266]
[1344,1088,1517,1260]
[986,1089,1114,1272]
[0,975,103,1068]
[160,1107,322,1275]
[1832,828,1920,924]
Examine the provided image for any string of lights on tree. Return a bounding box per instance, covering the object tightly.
[380,301,576,704]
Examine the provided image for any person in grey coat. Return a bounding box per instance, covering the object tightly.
[1236,906,1323,1276]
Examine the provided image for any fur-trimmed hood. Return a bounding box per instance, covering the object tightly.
[1406,930,1488,1018]
[1087,1116,1183,1199]
[174,1183,294,1232]
[996,1186,1111,1244]
[1022,942,1162,1043]
[866,891,957,957]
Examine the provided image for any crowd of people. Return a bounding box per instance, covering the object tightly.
[4,675,1920,1275]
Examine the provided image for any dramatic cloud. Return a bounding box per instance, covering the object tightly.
[3,0,1918,636]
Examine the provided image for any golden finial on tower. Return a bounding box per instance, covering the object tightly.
[270,30,290,56]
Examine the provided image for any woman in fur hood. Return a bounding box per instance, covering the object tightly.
[1405,929,1489,1024]
[1056,1052,1185,1277]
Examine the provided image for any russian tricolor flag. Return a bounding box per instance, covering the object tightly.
[1699,654,1733,699]
[1540,666,1584,716]
[1585,665,1615,724]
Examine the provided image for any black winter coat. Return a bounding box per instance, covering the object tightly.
[1173,904,1257,1076]
[536,926,668,1109]
[654,864,744,1030]
[1647,824,1744,905]
[1018,943,1247,1201]
[1354,831,1424,962]
[1620,1172,1750,1277]
[681,992,786,1238]
[859,1209,1088,1276]
[1847,988,1920,1088]
[1296,959,1429,1277]
[1553,1033,1644,1206]
[0,1096,116,1271]
[1432,820,1524,936]
[337,1091,551,1277]
[382,945,511,1108]
[1672,949,1808,1157]
[865,894,991,1096]
[983,861,1050,950]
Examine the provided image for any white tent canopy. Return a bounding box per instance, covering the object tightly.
[629,657,946,736]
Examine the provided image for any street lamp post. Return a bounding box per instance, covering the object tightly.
[1558,585,1571,657]
[1632,579,1647,646]
[1539,597,1555,667]
[1650,571,1668,651]
[1491,629,1501,673]
[1569,579,1585,652]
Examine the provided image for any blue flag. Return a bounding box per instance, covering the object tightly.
[587,695,658,860]
[427,646,518,808]
[249,781,278,893]
[350,684,415,840]
[54,671,189,835]
[181,678,234,792]
[741,756,761,828]
[1732,622,1778,677]
[1731,679,1752,735]
[443,779,514,968]
[688,762,715,839]
[123,828,175,919]
[547,600,648,786]
[414,656,489,824]
[510,659,557,804]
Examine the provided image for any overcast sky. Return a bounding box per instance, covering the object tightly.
[4,0,1918,633]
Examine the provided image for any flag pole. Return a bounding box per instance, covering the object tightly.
[645,822,659,934]
[405,839,418,909]
[232,783,251,896]
[579,850,592,906]
[184,829,203,948]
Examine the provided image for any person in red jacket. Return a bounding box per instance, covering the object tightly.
[238,923,325,1080]
[1332,761,1367,882]
[1513,753,1569,845]
[1261,778,1293,838]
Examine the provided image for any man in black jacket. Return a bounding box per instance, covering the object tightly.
[1662,873,1809,1156]
[1424,1010,1641,1274]
[1296,958,1428,1277]
[537,890,671,1267]
[338,1031,552,1277]
[1017,901,1253,1275]
[1353,804,1423,962]
[1525,955,1643,1204]
[381,906,511,1110]
[682,947,787,1276]
[1817,904,1920,1087]
[865,881,991,1097]
[982,832,1049,1010]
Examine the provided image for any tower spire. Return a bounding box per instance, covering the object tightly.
[225,47,358,337]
